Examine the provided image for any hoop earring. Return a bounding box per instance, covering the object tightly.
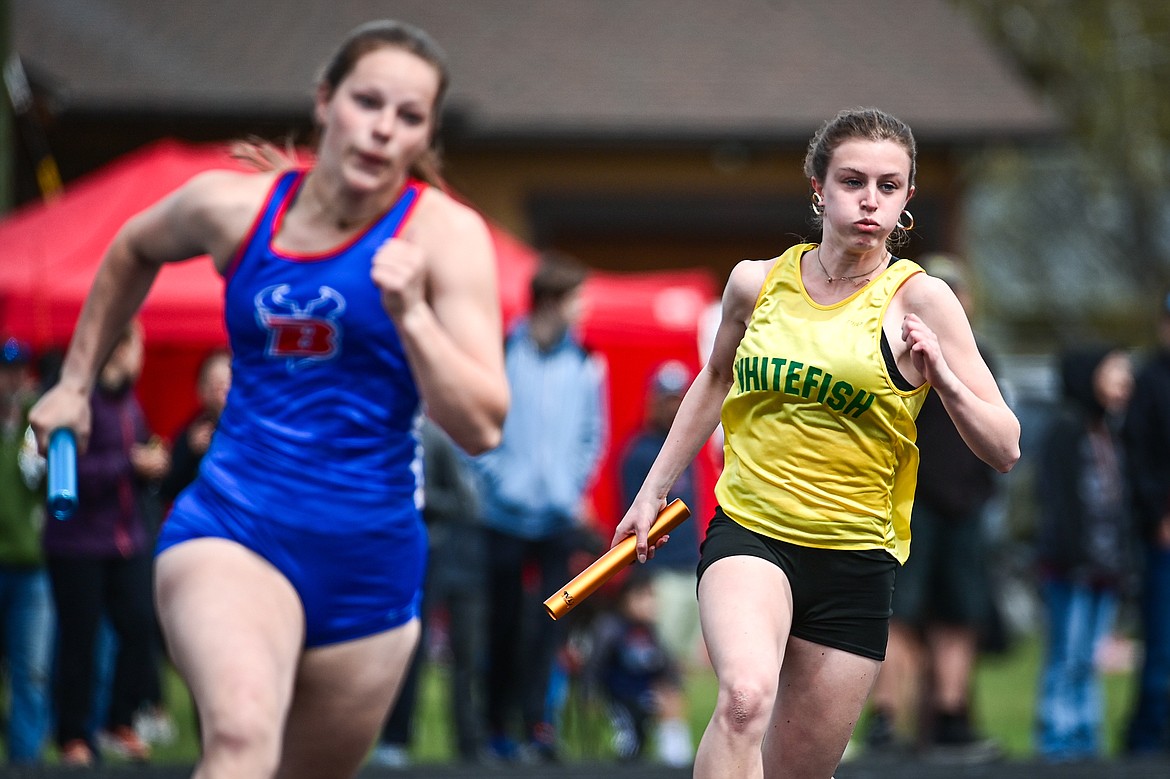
[897,210,915,231]
[811,192,825,216]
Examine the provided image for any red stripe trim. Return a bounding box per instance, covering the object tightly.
[222,169,307,282]
[271,177,427,262]
[393,180,426,238]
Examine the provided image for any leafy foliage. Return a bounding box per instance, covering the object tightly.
[956,0,1170,296]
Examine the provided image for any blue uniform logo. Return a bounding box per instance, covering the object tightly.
[254,284,347,370]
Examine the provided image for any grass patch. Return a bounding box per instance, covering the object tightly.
[972,633,1135,757]
[139,631,1138,764]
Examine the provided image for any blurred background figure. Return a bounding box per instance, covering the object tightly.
[42,321,169,766]
[371,418,487,768]
[159,347,231,507]
[136,349,229,753]
[472,253,606,764]
[137,348,231,751]
[1033,345,1134,762]
[619,360,702,672]
[1124,295,1170,758]
[866,255,1004,763]
[585,570,692,766]
[0,337,54,766]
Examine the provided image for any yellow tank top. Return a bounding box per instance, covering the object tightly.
[715,243,929,563]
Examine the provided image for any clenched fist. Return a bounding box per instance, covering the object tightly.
[371,233,427,318]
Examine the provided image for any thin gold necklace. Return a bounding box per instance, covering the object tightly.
[814,250,887,287]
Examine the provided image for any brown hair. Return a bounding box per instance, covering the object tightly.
[803,108,917,246]
[530,253,588,310]
[318,20,449,187]
[228,136,306,173]
[235,20,450,186]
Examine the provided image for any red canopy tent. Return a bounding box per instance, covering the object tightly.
[0,139,719,530]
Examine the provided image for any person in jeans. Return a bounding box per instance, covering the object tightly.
[0,337,54,765]
[1034,345,1134,761]
[474,254,606,763]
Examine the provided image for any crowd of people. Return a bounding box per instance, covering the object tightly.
[3,268,1166,775]
[1,16,1169,779]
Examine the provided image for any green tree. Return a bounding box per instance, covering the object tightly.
[958,0,1170,292]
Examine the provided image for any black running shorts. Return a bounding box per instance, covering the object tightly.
[697,507,897,661]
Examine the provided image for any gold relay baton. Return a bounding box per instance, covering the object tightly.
[544,498,691,620]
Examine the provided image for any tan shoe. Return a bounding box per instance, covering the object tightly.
[60,739,95,767]
[97,725,152,762]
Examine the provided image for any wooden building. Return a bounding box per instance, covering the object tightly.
[10,0,1057,282]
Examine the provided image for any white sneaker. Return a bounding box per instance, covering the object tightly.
[655,718,694,767]
[369,743,411,768]
[133,707,177,747]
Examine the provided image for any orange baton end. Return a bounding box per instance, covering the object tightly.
[543,498,690,620]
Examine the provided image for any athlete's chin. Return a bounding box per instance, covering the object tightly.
[342,165,405,196]
[850,234,887,252]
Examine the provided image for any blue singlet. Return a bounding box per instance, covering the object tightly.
[159,170,429,647]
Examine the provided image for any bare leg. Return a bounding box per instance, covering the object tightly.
[157,537,422,779]
[762,636,882,778]
[277,620,420,779]
[155,539,304,779]
[868,620,922,742]
[927,624,977,713]
[693,556,792,779]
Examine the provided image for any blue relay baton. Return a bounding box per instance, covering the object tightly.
[47,428,78,521]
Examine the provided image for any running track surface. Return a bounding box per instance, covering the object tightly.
[7,755,1170,779]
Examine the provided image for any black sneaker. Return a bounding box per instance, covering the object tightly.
[865,710,897,750]
[864,709,911,758]
[926,711,1003,765]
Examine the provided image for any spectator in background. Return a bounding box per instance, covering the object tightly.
[130,347,230,754]
[371,418,487,767]
[865,255,1003,762]
[1034,345,1133,762]
[1124,294,1170,757]
[42,320,169,766]
[35,348,64,394]
[619,360,702,672]
[159,347,231,506]
[0,337,54,765]
[473,253,606,763]
[136,354,229,751]
[586,569,692,766]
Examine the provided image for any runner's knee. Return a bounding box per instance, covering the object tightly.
[714,677,774,736]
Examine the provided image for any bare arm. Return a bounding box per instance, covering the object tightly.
[373,190,508,455]
[29,170,265,451]
[611,259,768,561]
[895,273,1020,472]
